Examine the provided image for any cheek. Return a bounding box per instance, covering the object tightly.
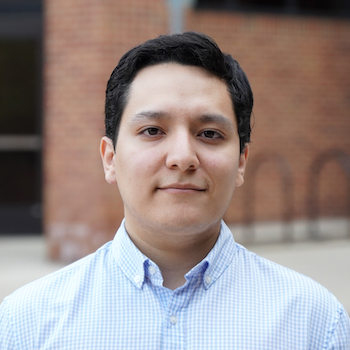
[206,154,238,180]
[117,147,163,182]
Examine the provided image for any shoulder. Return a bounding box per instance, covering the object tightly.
[2,240,114,320]
[0,240,119,348]
[232,243,350,347]
[234,242,335,297]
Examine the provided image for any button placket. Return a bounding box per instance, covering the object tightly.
[169,315,178,325]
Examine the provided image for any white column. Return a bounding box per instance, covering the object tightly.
[166,0,195,34]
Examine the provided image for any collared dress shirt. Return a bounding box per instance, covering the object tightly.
[1,220,349,349]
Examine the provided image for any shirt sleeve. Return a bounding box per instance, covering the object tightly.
[0,299,17,350]
[326,306,350,349]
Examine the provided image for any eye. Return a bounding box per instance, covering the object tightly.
[199,130,223,140]
[141,127,164,136]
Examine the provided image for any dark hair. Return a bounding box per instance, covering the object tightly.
[105,31,253,153]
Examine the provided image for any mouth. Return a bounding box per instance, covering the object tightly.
[157,183,206,194]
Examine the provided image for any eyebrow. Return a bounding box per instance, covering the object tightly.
[129,110,235,132]
[199,114,235,132]
[128,111,170,124]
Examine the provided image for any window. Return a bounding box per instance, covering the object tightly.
[196,0,350,17]
[0,1,42,234]
[0,0,41,13]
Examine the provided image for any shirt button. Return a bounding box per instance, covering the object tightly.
[205,275,212,284]
[148,266,156,275]
[169,315,178,325]
[134,275,141,283]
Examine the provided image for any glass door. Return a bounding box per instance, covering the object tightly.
[0,2,42,234]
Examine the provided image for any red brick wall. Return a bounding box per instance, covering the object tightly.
[43,0,350,261]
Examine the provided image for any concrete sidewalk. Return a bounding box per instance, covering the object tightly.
[0,236,65,303]
[1,235,349,313]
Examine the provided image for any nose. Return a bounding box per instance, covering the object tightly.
[165,131,199,172]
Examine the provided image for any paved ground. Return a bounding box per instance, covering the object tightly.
[0,236,65,303]
[1,235,349,313]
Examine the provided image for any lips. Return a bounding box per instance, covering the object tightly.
[157,183,206,193]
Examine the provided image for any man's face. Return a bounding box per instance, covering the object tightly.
[101,63,248,238]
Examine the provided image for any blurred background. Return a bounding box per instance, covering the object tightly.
[0,0,349,310]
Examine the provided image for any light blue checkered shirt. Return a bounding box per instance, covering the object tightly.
[1,220,349,349]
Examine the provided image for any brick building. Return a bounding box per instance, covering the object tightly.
[1,0,349,261]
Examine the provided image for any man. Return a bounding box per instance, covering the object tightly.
[1,32,349,349]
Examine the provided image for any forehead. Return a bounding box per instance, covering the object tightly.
[129,63,226,97]
[121,63,235,126]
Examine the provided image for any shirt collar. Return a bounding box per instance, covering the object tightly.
[112,219,236,290]
[185,221,236,289]
[112,219,149,289]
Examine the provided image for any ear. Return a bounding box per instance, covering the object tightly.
[235,144,249,187]
[100,136,117,185]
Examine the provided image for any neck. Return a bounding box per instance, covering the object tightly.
[125,220,221,290]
